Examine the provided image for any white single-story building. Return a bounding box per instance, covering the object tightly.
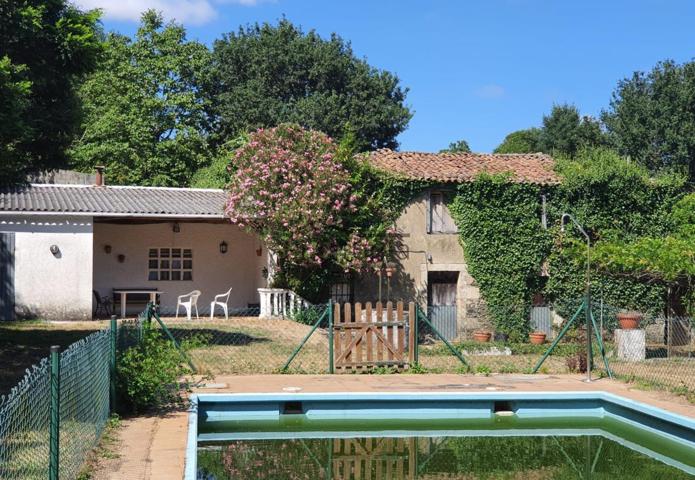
[0,176,268,320]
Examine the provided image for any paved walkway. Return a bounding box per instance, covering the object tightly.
[94,374,695,479]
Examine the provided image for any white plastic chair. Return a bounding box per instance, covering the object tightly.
[176,290,201,320]
[210,287,233,320]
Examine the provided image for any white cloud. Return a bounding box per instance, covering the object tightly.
[75,0,266,26]
[475,84,506,99]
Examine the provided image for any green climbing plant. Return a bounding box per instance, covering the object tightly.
[449,174,553,340]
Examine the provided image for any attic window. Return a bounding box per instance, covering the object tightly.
[428,192,458,234]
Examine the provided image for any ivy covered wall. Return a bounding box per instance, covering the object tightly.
[449,174,552,341]
[445,149,689,339]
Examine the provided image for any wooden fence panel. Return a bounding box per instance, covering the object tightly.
[333,301,415,372]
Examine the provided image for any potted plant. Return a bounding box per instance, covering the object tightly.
[473,330,492,343]
[616,310,643,330]
[529,331,547,345]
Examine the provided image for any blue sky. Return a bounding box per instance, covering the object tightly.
[77,0,695,152]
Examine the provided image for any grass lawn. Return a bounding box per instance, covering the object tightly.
[0,320,105,395]
[2,317,692,398]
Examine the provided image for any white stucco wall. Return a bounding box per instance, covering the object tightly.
[0,215,94,320]
[93,221,267,315]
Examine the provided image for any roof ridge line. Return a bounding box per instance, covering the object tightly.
[27,184,225,193]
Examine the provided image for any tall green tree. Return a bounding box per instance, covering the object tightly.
[208,19,412,151]
[602,60,695,179]
[440,139,471,153]
[540,104,607,156]
[0,0,101,185]
[493,128,541,154]
[70,11,212,186]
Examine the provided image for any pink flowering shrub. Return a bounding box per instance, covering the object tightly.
[225,124,388,297]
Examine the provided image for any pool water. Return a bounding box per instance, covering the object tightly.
[195,416,695,479]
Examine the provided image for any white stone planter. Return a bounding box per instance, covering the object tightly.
[615,329,646,361]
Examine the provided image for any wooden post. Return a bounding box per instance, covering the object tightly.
[386,302,394,363]
[397,301,405,367]
[408,302,416,365]
[355,303,363,368]
[334,302,341,371]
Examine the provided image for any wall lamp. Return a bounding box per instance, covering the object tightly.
[172,222,181,233]
[219,241,228,254]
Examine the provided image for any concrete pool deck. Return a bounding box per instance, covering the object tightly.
[97,374,695,479]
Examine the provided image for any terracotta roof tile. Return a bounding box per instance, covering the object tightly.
[367,149,560,185]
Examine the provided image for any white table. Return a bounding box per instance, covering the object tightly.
[113,290,162,318]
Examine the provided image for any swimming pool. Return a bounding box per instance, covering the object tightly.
[187,392,695,479]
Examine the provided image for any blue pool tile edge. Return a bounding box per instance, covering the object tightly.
[184,396,199,480]
[185,390,695,480]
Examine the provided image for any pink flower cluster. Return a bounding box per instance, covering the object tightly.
[225,124,376,272]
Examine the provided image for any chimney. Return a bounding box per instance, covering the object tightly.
[95,166,105,186]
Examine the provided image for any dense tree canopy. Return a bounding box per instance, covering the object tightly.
[602,60,695,179]
[207,19,412,151]
[539,104,607,156]
[493,128,542,154]
[440,139,471,153]
[0,0,101,185]
[69,11,212,186]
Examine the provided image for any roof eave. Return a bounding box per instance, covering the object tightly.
[0,211,226,219]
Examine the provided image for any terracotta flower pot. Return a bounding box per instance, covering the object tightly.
[617,312,642,330]
[529,331,547,345]
[473,331,492,343]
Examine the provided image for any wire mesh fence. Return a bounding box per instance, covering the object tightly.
[592,315,695,393]
[0,358,50,479]
[0,327,113,480]
[151,305,332,375]
[57,329,111,479]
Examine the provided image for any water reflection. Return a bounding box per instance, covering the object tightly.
[197,435,694,479]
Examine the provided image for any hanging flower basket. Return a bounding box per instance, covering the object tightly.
[529,331,547,344]
[617,311,642,330]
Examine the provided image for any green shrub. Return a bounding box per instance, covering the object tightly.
[116,325,200,413]
[290,307,323,326]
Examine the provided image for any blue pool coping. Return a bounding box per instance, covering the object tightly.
[184,391,695,479]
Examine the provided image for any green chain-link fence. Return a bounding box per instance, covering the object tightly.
[0,320,134,480]
[147,304,331,375]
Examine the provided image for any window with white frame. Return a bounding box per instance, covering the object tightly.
[148,248,193,281]
[428,192,458,233]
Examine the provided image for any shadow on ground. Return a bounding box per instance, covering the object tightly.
[0,325,99,395]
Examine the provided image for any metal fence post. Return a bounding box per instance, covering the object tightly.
[49,345,60,480]
[328,301,334,374]
[110,315,117,413]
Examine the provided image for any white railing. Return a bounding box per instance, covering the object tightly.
[258,288,312,319]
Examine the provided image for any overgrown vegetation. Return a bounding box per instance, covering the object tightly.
[116,325,200,413]
[449,174,552,340]
[444,148,691,338]
[224,124,429,301]
[546,149,688,316]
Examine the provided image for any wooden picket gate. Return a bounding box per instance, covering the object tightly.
[333,301,416,371]
[331,437,417,480]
